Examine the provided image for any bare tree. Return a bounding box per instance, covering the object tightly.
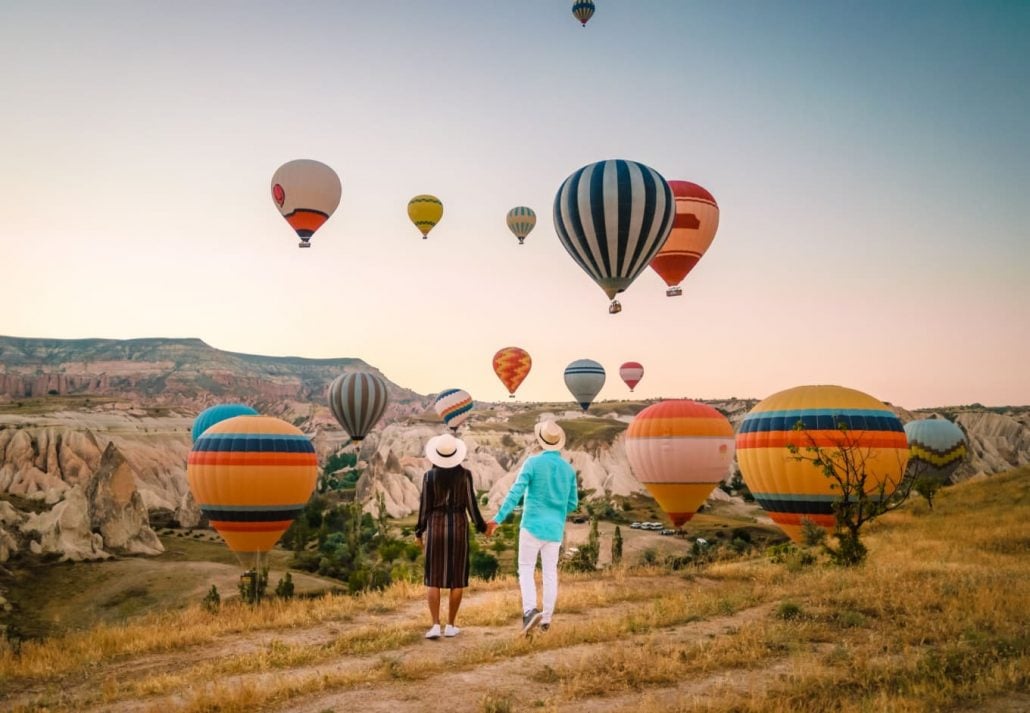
[787,420,912,566]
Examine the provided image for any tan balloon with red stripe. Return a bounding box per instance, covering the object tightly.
[649,180,719,296]
[270,159,342,248]
[625,400,735,527]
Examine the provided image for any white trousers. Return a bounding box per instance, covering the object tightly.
[518,529,561,623]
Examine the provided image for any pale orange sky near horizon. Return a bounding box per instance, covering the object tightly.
[1,2,1027,410]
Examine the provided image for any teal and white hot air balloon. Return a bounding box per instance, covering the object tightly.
[564,359,606,411]
[505,206,536,245]
[192,403,259,443]
[904,418,968,483]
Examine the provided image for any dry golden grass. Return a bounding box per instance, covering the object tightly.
[2,468,1026,713]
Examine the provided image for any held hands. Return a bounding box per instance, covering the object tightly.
[485,520,498,537]
[415,535,423,550]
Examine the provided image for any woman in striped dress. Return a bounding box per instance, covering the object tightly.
[415,433,487,639]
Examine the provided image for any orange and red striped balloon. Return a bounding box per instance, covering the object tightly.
[187,416,318,553]
[736,385,909,543]
[492,346,532,398]
[625,400,735,527]
[649,181,719,296]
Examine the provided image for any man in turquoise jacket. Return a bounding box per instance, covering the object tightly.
[487,420,578,634]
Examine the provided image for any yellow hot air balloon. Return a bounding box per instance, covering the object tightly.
[625,400,735,527]
[407,194,443,239]
[736,385,909,543]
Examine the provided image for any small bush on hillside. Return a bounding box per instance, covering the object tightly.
[776,601,805,620]
[274,572,294,600]
[766,542,816,571]
[471,551,500,580]
[202,584,220,612]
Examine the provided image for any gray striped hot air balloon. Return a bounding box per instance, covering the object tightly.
[328,372,389,443]
[564,359,606,412]
[553,159,675,313]
[506,206,537,245]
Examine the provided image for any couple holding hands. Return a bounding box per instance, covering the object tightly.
[415,420,578,639]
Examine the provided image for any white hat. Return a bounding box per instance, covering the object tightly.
[534,420,566,451]
[425,433,468,468]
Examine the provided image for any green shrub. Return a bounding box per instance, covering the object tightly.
[274,572,295,600]
[471,551,500,580]
[776,601,805,620]
[202,584,220,612]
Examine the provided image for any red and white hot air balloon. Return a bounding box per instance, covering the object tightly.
[619,362,644,392]
[649,180,719,296]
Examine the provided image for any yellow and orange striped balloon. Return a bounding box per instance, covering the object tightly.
[736,385,909,543]
[492,346,532,398]
[187,416,318,553]
[625,400,735,527]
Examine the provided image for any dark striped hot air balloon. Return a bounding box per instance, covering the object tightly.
[625,400,735,527]
[191,403,258,443]
[433,388,473,431]
[328,372,390,443]
[572,0,595,27]
[904,419,968,483]
[564,359,605,411]
[649,181,720,297]
[506,206,537,245]
[270,159,341,248]
[187,415,317,555]
[736,385,909,543]
[553,159,675,313]
[493,347,532,398]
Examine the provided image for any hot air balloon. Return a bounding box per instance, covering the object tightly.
[564,359,605,411]
[625,400,735,527]
[736,385,909,543]
[506,206,537,245]
[572,0,595,27]
[553,159,675,313]
[271,159,342,248]
[650,181,719,297]
[434,388,473,431]
[328,372,390,443]
[493,347,532,398]
[619,362,644,392]
[904,419,968,483]
[192,403,259,443]
[408,194,443,239]
[187,416,317,557]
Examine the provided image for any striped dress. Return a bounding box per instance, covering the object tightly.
[415,466,487,588]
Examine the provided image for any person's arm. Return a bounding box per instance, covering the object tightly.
[493,459,533,525]
[415,471,431,539]
[465,469,488,534]
[566,463,579,515]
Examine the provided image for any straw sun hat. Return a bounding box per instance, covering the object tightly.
[534,420,566,451]
[425,433,468,468]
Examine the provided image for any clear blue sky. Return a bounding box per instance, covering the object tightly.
[1,1,1027,408]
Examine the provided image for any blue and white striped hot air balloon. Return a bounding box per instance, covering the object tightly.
[564,359,606,412]
[328,372,390,443]
[553,159,675,313]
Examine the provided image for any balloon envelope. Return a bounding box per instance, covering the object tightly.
[649,181,719,296]
[506,206,537,244]
[408,194,444,238]
[187,416,317,554]
[493,347,532,397]
[736,385,909,543]
[619,362,644,392]
[192,403,258,443]
[626,400,735,527]
[553,159,675,309]
[904,419,968,482]
[572,0,595,26]
[271,159,341,247]
[433,388,473,431]
[564,359,605,411]
[328,372,390,443]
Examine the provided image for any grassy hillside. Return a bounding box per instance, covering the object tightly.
[1,468,1026,712]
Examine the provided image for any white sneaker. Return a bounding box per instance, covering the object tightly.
[425,624,442,639]
[444,625,460,637]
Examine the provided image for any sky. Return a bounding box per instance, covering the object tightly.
[1,1,1028,409]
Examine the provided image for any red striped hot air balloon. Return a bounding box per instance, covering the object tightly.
[619,362,644,392]
[736,385,909,543]
[187,416,317,555]
[649,181,719,296]
[493,347,532,398]
[625,400,735,527]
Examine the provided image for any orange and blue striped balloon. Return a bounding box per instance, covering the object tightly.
[433,388,473,431]
[187,416,317,554]
[736,385,909,543]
